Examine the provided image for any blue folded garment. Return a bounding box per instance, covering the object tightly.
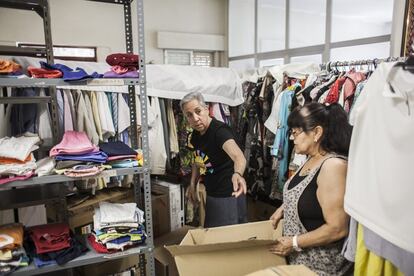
[40,61,103,81]
[34,257,56,268]
[110,160,138,168]
[55,151,108,163]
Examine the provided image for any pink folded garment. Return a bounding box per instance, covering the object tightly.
[107,155,137,161]
[0,171,34,185]
[50,131,99,157]
[111,65,136,74]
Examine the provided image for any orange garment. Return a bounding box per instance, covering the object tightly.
[0,154,32,165]
[27,66,62,78]
[0,59,21,73]
[0,223,24,250]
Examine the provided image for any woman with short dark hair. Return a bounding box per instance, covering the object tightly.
[180,92,247,227]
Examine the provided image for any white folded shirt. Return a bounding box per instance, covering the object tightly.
[0,135,40,161]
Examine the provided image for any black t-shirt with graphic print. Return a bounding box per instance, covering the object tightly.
[190,118,235,197]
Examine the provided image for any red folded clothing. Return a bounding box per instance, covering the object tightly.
[27,66,63,78]
[87,234,115,254]
[29,223,71,254]
[106,53,139,67]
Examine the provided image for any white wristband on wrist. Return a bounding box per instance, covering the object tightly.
[292,235,303,252]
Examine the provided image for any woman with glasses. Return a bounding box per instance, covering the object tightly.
[180,92,247,227]
[269,102,353,275]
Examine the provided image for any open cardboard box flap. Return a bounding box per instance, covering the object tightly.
[165,220,287,276]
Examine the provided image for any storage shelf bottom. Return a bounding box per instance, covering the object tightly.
[12,238,150,276]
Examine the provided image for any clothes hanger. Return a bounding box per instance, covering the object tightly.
[394,54,414,73]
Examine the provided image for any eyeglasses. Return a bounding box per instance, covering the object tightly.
[288,129,304,138]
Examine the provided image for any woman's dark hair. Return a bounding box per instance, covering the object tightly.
[287,102,353,156]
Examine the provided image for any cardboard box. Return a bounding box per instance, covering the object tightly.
[46,188,134,234]
[245,265,317,276]
[153,180,184,232]
[151,190,170,238]
[154,226,194,276]
[47,187,170,238]
[166,220,286,276]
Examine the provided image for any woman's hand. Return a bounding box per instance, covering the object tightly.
[185,183,197,203]
[270,206,283,229]
[269,236,294,256]
[231,173,247,197]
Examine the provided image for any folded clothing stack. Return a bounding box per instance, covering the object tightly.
[89,202,146,253]
[0,134,40,185]
[0,224,29,275]
[99,141,143,168]
[103,53,139,78]
[26,223,88,267]
[50,131,108,178]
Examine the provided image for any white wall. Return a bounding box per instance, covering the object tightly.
[0,0,226,63]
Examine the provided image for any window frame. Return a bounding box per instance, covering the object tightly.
[164,49,214,67]
[17,43,97,62]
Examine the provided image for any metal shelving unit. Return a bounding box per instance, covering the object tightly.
[0,78,143,87]
[0,0,154,275]
[0,168,146,189]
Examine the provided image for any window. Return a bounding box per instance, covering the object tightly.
[289,0,326,48]
[193,52,214,67]
[330,42,390,61]
[229,0,255,57]
[228,58,255,72]
[164,50,213,67]
[17,43,97,62]
[257,0,286,52]
[228,1,393,68]
[164,50,192,65]
[291,54,322,64]
[331,0,393,42]
[259,58,284,68]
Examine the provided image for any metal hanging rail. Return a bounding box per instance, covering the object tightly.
[320,57,407,71]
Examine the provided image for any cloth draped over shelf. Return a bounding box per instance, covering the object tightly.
[8,57,244,106]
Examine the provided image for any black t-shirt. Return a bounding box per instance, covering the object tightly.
[190,118,235,197]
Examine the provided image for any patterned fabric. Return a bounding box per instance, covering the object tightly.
[325,76,346,104]
[173,101,193,176]
[282,155,351,275]
[111,92,119,137]
[348,80,366,117]
[343,71,366,112]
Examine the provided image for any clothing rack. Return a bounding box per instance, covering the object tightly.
[320,57,407,71]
